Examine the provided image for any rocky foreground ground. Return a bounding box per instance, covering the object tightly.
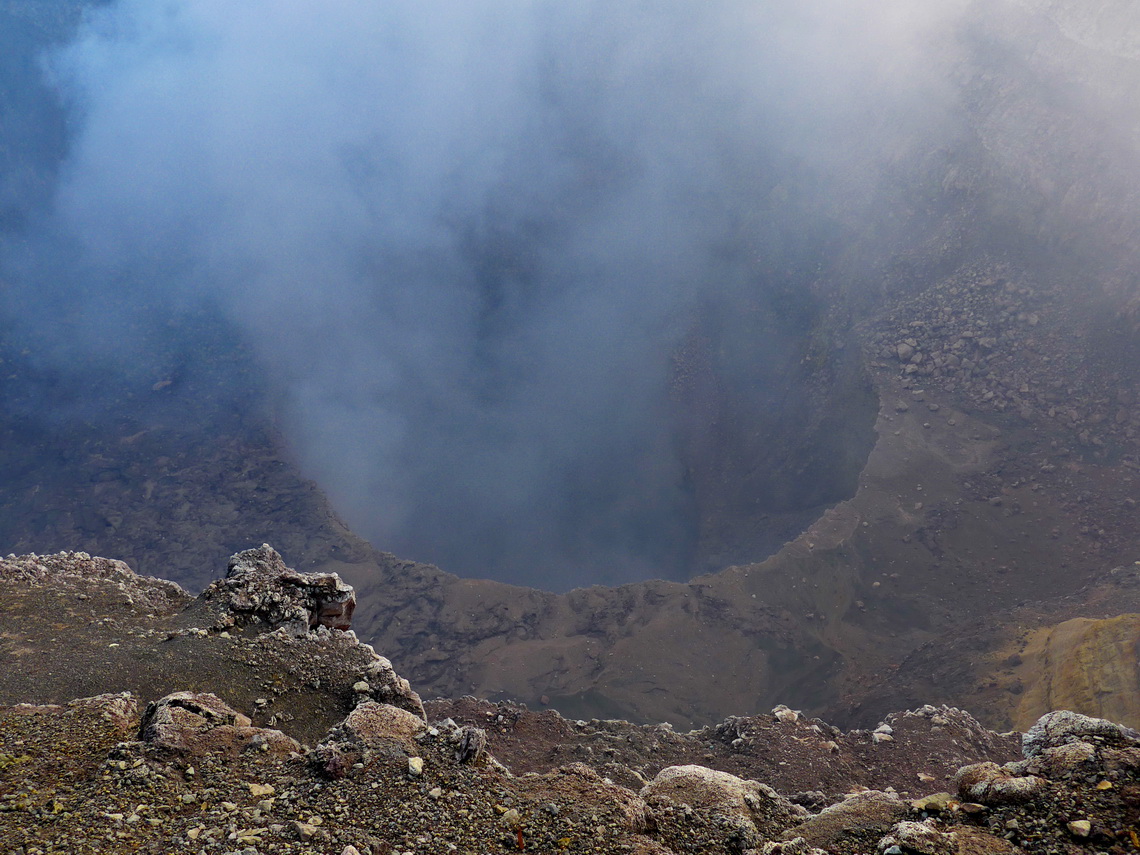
[4,548,1140,854]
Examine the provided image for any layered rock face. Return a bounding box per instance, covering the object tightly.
[1012,615,1140,729]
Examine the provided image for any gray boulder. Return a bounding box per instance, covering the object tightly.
[953,762,1045,805]
[198,544,355,635]
[642,764,802,851]
[1023,710,1140,759]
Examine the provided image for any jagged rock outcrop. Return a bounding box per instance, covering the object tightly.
[354,651,426,721]
[453,724,488,764]
[0,546,429,745]
[198,543,355,634]
[1022,709,1140,758]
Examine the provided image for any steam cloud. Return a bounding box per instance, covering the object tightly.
[3,0,969,588]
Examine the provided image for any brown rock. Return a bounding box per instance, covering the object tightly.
[138,691,299,757]
[312,701,429,777]
[340,701,426,753]
[66,692,140,735]
[953,762,1045,805]
[948,826,1027,854]
[1024,740,1097,778]
[786,790,908,849]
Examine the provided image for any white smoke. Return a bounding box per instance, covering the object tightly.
[26,0,970,587]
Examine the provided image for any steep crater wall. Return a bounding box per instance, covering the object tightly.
[671,289,878,577]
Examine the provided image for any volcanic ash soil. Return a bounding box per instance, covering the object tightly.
[4,548,1140,854]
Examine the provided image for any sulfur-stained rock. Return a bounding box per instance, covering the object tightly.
[911,792,955,812]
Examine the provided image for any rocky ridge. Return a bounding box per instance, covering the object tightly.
[5,550,1140,854]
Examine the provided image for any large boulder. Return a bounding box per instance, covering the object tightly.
[198,544,355,635]
[1022,710,1140,759]
[138,691,299,757]
[786,790,908,852]
[642,764,802,848]
[312,701,428,777]
[952,762,1045,805]
[335,701,426,753]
